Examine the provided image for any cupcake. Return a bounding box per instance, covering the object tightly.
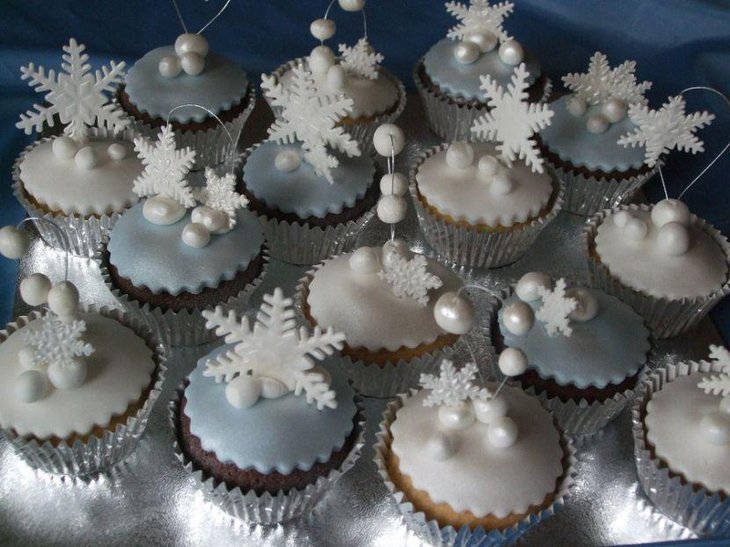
[374,358,576,545]
[414,0,549,141]
[172,289,364,523]
[496,272,650,435]
[633,345,730,536]
[13,38,140,257]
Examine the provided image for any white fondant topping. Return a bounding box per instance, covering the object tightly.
[415,142,553,227]
[391,387,563,518]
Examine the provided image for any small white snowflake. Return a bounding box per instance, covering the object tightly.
[535,278,577,337]
[195,168,248,228]
[202,288,346,410]
[445,0,513,42]
[379,253,443,307]
[470,63,554,173]
[562,51,652,107]
[617,95,714,168]
[339,38,384,80]
[133,125,196,208]
[17,38,128,142]
[420,360,489,408]
[261,64,360,184]
[24,314,94,368]
[697,345,730,397]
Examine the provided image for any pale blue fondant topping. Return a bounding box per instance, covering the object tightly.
[423,38,542,102]
[499,289,649,389]
[184,347,357,474]
[242,141,375,219]
[124,46,249,123]
[539,95,646,172]
[108,202,263,295]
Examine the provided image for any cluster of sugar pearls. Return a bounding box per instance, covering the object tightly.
[445,142,515,195]
[52,136,128,169]
[567,95,629,134]
[159,33,210,78]
[613,199,693,257]
[455,36,524,67]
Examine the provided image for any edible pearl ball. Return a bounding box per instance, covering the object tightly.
[651,199,691,228]
[433,291,475,335]
[382,239,410,266]
[260,376,288,399]
[446,142,474,169]
[174,33,209,58]
[465,31,497,53]
[180,52,205,76]
[490,172,513,195]
[379,173,408,197]
[74,146,98,170]
[700,411,730,446]
[720,396,730,415]
[158,55,182,78]
[373,124,406,157]
[438,402,476,430]
[426,431,456,461]
[15,370,47,403]
[143,196,186,225]
[501,301,535,336]
[566,95,587,117]
[274,149,302,172]
[0,226,29,260]
[377,195,407,224]
[624,217,648,241]
[47,281,79,319]
[602,99,628,123]
[48,359,87,390]
[309,46,335,74]
[586,114,610,134]
[515,272,552,302]
[348,246,380,274]
[612,210,632,228]
[487,416,519,448]
[338,0,365,11]
[498,347,528,376]
[182,223,211,248]
[478,154,500,177]
[454,41,480,65]
[474,395,508,423]
[52,136,78,160]
[566,287,600,322]
[191,206,228,233]
[225,375,262,409]
[18,346,36,371]
[498,40,524,66]
[107,143,128,161]
[20,273,52,307]
[310,18,336,41]
[656,221,691,257]
[326,64,348,90]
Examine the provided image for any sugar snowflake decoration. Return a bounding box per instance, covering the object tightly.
[195,168,248,227]
[617,95,715,168]
[470,63,554,173]
[535,278,577,337]
[202,289,346,410]
[23,314,94,368]
[562,52,652,107]
[339,38,384,80]
[379,253,443,307]
[445,0,513,42]
[17,38,128,142]
[261,64,360,184]
[420,360,489,408]
[133,125,196,208]
[697,345,730,397]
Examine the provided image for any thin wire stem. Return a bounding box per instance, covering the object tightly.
[170,0,188,34]
[198,0,232,34]
[19,217,70,281]
[362,6,368,39]
[657,165,670,200]
[167,104,234,145]
[323,0,337,20]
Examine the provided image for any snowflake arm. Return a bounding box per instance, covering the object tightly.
[535,278,577,337]
[24,315,95,368]
[379,254,443,306]
[420,360,489,407]
[195,169,248,227]
[697,345,730,396]
[339,38,384,80]
[445,1,514,42]
[294,369,337,410]
[562,51,651,106]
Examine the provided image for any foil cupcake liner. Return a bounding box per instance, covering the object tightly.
[169,383,366,524]
[584,204,730,338]
[410,144,565,269]
[1,305,167,477]
[632,360,730,536]
[374,392,578,546]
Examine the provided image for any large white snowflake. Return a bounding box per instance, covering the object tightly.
[617,95,715,168]
[420,360,489,408]
[195,168,248,227]
[535,278,577,337]
[697,345,730,397]
[339,38,384,80]
[470,63,554,173]
[17,38,128,142]
[261,65,360,184]
[202,289,346,410]
[133,125,196,208]
[24,314,94,368]
[445,0,513,42]
[379,253,443,307]
[562,51,652,107]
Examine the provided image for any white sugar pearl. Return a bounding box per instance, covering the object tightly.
[466,31,497,53]
[602,99,628,123]
[338,0,365,12]
[566,95,587,117]
[498,40,524,66]
[191,206,228,233]
[377,195,407,224]
[586,114,609,134]
[478,155,500,177]
[15,370,47,403]
[310,18,336,41]
[446,142,474,169]
[260,376,288,399]
[515,272,552,302]
[20,273,51,307]
[182,223,211,248]
[309,45,335,74]
[701,411,730,445]
[426,431,457,461]
[74,146,97,170]
[487,416,518,448]
[52,136,78,160]
[501,300,534,336]
[490,172,513,195]
[433,291,475,335]
[498,347,528,376]
[143,195,186,225]
[349,246,380,274]
[274,149,302,172]
[454,41,480,65]
[438,402,476,430]
[656,221,690,257]
[373,124,406,157]
[225,375,262,409]
[721,396,730,415]
[175,33,209,58]
[47,281,79,319]
[382,239,410,266]
[566,287,600,322]
[379,173,408,196]
[0,226,29,259]
[47,359,87,390]
[651,199,691,228]
[326,64,348,90]
[624,217,648,241]
[180,52,205,76]
[612,210,632,228]
[18,346,36,371]
[474,395,508,423]
[158,55,182,78]
[107,143,128,161]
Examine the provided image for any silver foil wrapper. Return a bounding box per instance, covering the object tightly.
[584,204,730,338]
[410,144,565,269]
[632,360,730,537]
[169,383,366,524]
[373,392,578,546]
[1,305,167,477]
